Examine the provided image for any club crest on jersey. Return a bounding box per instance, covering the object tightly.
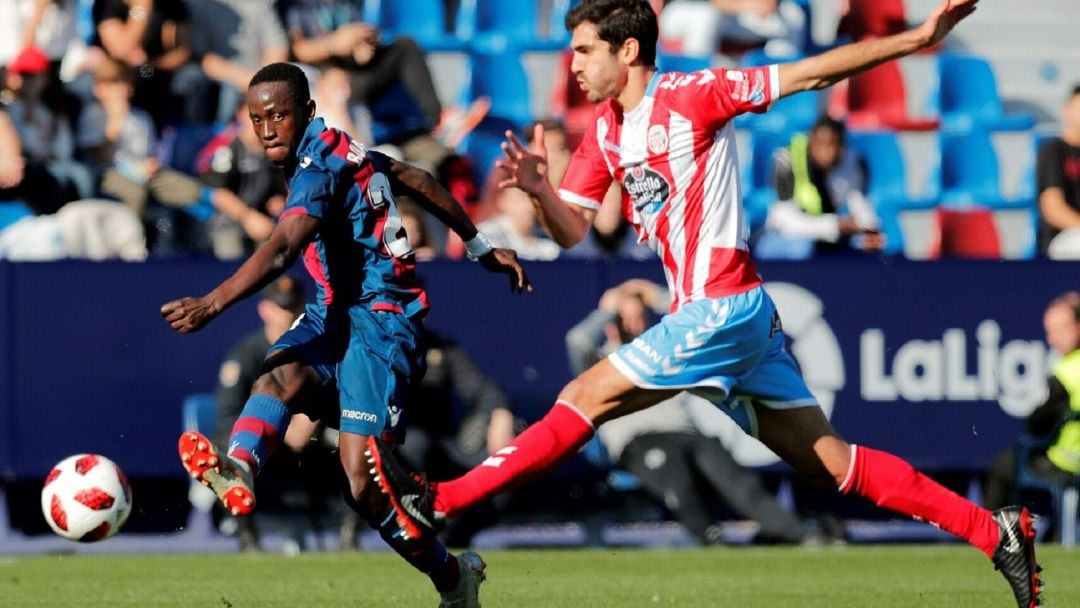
[623,164,671,213]
[647,125,668,155]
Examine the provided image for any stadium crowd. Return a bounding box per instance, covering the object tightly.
[1,0,1076,262]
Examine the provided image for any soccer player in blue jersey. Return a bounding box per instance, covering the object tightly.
[161,62,529,607]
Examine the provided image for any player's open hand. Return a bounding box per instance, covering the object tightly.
[478,247,533,294]
[496,124,549,197]
[161,296,219,334]
[919,0,978,47]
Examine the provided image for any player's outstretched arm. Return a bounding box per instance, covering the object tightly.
[387,157,532,293]
[777,0,978,97]
[497,124,596,248]
[160,214,319,333]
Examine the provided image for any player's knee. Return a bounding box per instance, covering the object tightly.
[251,371,289,402]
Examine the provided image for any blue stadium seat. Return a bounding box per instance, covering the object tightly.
[740,90,820,135]
[363,0,464,52]
[464,47,533,126]
[935,129,1027,208]
[0,202,33,232]
[735,51,817,134]
[845,129,928,254]
[742,130,789,232]
[581,436,642,493]
[656,51,710,74]
[456,0,566,50]
[549,0,579,40]
[460,117,521,186]
[1010,434,1079,547]
[932,52,1035,132]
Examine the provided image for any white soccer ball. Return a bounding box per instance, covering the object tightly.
[40,454,132,542]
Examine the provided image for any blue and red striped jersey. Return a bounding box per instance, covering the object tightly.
[280,118,429,317]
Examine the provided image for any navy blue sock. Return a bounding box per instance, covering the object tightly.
[377,509,452,579]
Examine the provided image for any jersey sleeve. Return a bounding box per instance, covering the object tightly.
[557,115,614,210]
[281,166,334,220]
[667,65,780,130]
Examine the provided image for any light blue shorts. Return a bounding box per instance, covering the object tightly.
[608,286,817,436]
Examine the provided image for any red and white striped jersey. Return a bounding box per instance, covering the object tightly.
[559,65,780,311]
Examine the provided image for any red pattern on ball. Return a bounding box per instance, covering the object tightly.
[49,494,69,531]
[79,522,111,542]
[44,468,62,487]
[114,464,132,503]
[74,487,115,511]
[75,455,101,475]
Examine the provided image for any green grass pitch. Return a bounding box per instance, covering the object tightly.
[3,545,1079,607]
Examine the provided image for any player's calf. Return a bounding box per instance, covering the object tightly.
[178,431,255,516]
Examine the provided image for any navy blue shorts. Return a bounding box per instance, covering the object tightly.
[269,304,424,439]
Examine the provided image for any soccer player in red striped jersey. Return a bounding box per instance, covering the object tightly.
[367,2,1043,606]
[163,62,529,607]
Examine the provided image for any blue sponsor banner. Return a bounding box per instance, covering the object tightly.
[0,259,1075,478]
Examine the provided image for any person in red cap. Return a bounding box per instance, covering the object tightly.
[1,46,92,213]
[8,45,51,75]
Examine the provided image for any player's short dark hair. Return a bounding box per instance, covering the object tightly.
[1070,84,1080,101]
[811,115,846,143]
[566,0,658,68]
[248,62,311,108]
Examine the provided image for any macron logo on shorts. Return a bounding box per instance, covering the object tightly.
[341,410,379,423]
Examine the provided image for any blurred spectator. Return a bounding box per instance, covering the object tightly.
[396,325,524,546]
[94,0,199,127]
[0,199,147,260]
[0,0,79,69]
[186,0,289,123]
[282,0,445,149]
[1037,85,1080,260]
[77,57,198,217]
[212,276,353,551]
[984,291,1080,511]
[278,0,483,258]
[0,109,24,197]
[479,118,572,226]
[494,119,651,260]
[397,198,440,261]
[658,0,805,58]
[478,186,561,261]
[192,100,285,259]
[567,279,830,546]
[755,115,882,259]
[2,45,93,213]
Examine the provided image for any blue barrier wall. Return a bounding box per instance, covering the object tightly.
[1,259,1076,480]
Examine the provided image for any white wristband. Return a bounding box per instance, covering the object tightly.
[464,232,494,260]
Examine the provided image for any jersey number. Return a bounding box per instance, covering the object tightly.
[366,171,414,260]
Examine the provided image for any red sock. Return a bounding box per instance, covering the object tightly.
[842,445,999,557]
[433,400,594,517]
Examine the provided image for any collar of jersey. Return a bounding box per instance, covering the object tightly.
[296,117,328,162]
[624,70,662,118]
[645,69,661,97]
